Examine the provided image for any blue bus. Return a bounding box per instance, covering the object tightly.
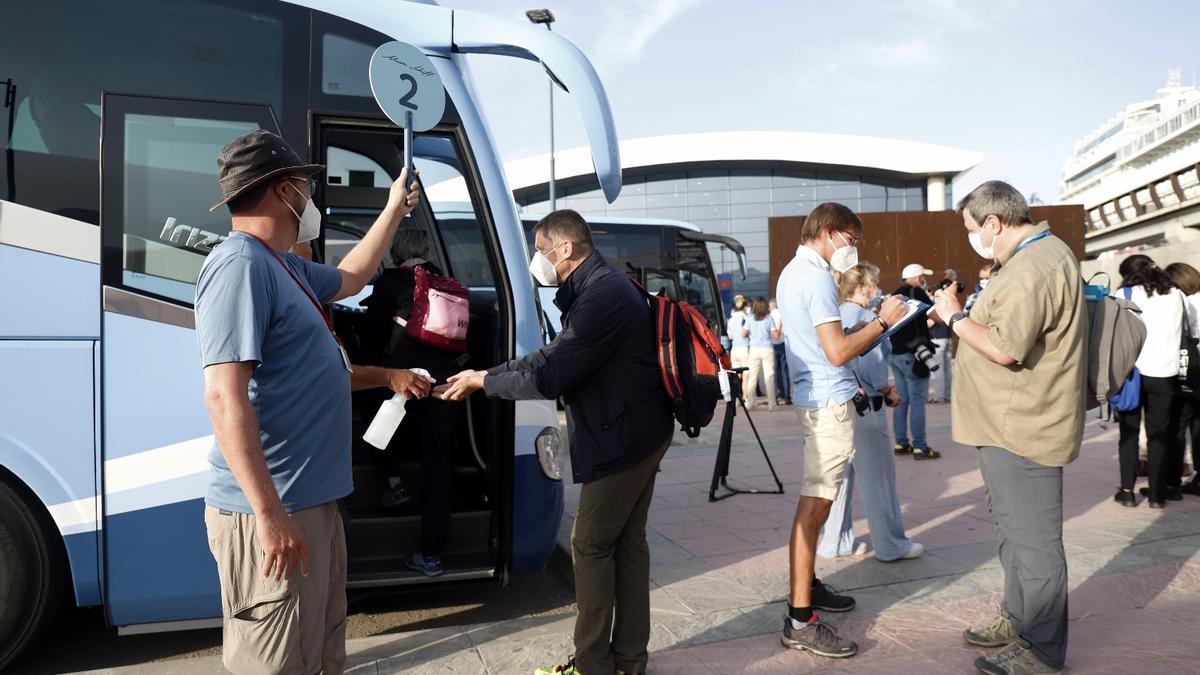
[0,0,621,666]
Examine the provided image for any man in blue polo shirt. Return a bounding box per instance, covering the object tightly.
[195,130,426,674]
[777,202,906,659]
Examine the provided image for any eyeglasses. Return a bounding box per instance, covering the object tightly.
[288,175,319,195]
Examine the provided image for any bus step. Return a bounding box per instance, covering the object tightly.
[347,554,495,588]
[345,510,492,560]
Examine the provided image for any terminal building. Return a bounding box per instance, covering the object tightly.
[504,131,982,298]
[1060,69,1200,274]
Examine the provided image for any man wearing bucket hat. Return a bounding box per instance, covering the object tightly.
[195,129,426,674]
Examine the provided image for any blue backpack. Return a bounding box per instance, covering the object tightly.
[1108,286,1142,413]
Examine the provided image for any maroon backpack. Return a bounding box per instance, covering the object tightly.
[633,280,731,438]
[402,265,470,352]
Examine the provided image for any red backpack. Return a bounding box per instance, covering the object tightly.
[403,265,470,352]
[633,281,731,438]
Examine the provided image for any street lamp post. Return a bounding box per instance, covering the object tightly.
[526,8,556,211]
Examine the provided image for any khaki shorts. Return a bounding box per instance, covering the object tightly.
[796,401,856,500]
[205,502,347,675]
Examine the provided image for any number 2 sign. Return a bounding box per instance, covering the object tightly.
[369,41,445,132]
[369,41,446,174]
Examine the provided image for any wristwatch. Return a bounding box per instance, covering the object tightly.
[872,315,890,333]
[948,311,969,333]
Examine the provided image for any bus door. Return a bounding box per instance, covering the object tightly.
[643,269,680,299]
[99,94,280,626]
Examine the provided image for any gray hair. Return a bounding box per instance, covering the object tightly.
[956,180,1032,227]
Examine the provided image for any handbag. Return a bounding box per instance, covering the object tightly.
[1178,293,1200,396]
[1109,286,1142,413]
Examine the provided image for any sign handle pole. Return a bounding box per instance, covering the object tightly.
[403,111,414,178]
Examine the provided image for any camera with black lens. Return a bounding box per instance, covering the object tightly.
[852,390,871,417]
[937,278,965,294]
[907,337,940,376]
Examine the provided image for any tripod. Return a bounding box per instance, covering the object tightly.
[709,368,784,502]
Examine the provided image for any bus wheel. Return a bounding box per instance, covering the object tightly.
[0,479,64,670]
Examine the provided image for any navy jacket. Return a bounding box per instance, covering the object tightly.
[484,252,673,483]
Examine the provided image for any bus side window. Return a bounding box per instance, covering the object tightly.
[102,96,277,305]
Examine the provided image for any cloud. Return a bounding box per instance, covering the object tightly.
[590,0,708,72]
[865,37,940,70]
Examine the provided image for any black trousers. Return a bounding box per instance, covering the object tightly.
[1178,393,1200,482]
[1118,375,1183,495]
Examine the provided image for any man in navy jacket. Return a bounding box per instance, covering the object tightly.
[437,210,672,675]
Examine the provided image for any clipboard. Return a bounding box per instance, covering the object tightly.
[864,299,931,353]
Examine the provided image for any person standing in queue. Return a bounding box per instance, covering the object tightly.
[777,202,907,659]
[434,210,672,675]
[195,130,427,674]
[933,181,1085,674]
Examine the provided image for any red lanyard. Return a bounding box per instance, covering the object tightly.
[244,233,345,348]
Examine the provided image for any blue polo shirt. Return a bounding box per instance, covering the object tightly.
[195,231,352,514]
[727,310,750,349]
[746,314,776,349]
[778,245,857,408]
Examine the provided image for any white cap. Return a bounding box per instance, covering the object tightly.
[902,264,933,279]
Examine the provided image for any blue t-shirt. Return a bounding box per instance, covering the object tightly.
[745,314,776,349]
[778,245,857,408]
[840,302,891,394]
[727,311,750,349]
[195,231,351,514]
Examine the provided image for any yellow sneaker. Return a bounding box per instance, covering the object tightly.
[534,657,580,675]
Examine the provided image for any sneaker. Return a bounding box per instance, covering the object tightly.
[913,446,941,460]
[851,541,870,556]
[963,612,1018,648]
[1141,486,1183,501]
[975,642,1060,674]
[403,551,444,577]
[380,485,411,509]
[534,657,580,674]
[900,542,925,559]
[1114,489,1137,507]
[894,443,913,456]
[781,615,857,658]
[810,579,855,612]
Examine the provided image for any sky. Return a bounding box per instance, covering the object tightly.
[438,0,1200,205]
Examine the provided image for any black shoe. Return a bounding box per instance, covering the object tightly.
[810,579,855,612]
[894,443,913,456]
[781,615,858,658]
[1114,489,1137,507]
[1140,486,1184,501]
[1182,481,1200,496]
[912,446,941,460]
[1149,499,1166,509]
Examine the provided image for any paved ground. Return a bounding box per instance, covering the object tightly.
[63,400,1200,674]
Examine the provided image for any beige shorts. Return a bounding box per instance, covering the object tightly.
[205,502,347,675]
[796,401,856,500]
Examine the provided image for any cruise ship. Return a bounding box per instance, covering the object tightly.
[1060,69,1200,261]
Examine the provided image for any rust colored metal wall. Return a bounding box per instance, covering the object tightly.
[767,205,1086,295]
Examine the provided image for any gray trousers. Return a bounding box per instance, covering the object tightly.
[979,446,1068,670]
[571,443,669,674]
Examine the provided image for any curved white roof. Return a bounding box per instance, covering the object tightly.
[506,131,983,194]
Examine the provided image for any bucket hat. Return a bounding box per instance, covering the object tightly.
[209,129,324,212]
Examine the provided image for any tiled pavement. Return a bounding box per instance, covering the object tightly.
[104,401,1200,674]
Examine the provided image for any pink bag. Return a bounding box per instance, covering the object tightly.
[404,265,469,352]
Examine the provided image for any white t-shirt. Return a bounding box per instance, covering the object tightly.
[769,308,784,344]
[1121,285,1185,377]
[1186,292,1200,339]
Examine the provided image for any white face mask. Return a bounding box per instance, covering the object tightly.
[529,241,566,286]
[829,231,859,273]
[285,183,322,244]
[969,220,995,260]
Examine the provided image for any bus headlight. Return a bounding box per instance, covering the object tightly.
[535,427,564,480]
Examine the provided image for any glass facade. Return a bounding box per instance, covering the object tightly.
[519,167,935,298]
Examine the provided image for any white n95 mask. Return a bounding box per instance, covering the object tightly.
[285,183,322,243]
[829,231,859,273]
[529,251,560,286]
